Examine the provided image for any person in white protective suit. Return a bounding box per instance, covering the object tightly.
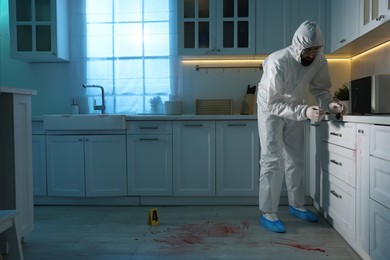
[257,20,345,233]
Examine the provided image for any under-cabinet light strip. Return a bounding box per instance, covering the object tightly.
[181,40,390,64]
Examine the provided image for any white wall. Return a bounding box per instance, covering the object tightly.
[0,1,351,117]
[351,42,390,79]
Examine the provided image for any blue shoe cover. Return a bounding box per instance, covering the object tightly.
[288,206,318,222]
[260,215,286,233]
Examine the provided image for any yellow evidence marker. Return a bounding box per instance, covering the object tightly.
[148,208,160,226]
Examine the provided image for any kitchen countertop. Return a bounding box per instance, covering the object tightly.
[32,114,390,125]
[327,114,390,125]
[0,86,37,96]
[32,114,258,121]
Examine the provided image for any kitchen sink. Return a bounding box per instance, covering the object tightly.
[43,114,126,130]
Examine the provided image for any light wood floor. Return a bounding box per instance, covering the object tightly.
[3,205,361,259]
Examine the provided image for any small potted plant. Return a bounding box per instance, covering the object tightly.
[149,96,163,113]
[334,83,350,113]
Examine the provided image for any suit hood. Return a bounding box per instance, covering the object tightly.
[289,20,324,63]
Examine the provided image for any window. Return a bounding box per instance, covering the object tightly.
[85,0,175,114]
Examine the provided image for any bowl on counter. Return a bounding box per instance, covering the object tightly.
[164,101,183,115]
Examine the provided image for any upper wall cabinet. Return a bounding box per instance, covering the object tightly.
[8,0,69,62]
[178,0,256,55]
[330,0,359,53]
[255,0,290,54]
[178,0,328,56]
[359,0,390,35]
[290,0,328,52]
[256,0,327,55]
[331,0,390,55]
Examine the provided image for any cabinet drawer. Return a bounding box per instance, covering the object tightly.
[322,143,355,187]
[322,173,356,240]
[127,121,172,134]
[370,199,390,260]
[322,121,356,149]
[370,156,390,209]
[370,124,390,161]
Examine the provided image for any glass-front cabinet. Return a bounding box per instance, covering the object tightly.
[178,0,255,55]
[359,0,390,35]
[8,0,69,62]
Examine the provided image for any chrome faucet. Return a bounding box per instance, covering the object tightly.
[82,84,106,114]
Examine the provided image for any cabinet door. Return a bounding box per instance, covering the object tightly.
[216,121,259,196]
[32,135,47,196]
[290,0,327,52]
[370,199,390,260]
[8,0,69,62]
[256,0,290,54]
[127,135,172,195]
[46,135,85,196]
[178,0,216,55]
[322,172,356,242]
[306,121,322,206]
[330,0,359,53]
[173,121,215,196]
[356,124,370,253]
[216,0,256,54]
[84,135,127,197]
[359,0,390,36]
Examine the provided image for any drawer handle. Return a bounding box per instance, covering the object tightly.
[227,123,247,127]
[330,190,342,199]
[184,124,203,127]
[330,159,342,166]
[330,132,342,137]
[139,138,159,141]
[140,126,159,130]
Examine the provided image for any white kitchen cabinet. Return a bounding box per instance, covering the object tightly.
[127,121,173,196]
[8,0,69,62]
[178,0,256,55]
[84,135,127,197]
[290,0,328,52]
[355,124,370,254]
[215,121,259,196]
[369,124,390,260]
[32,135,47,196]
[46,135,127,197]
[306,121,322,207]
[370,199,390,260]
[330,0,359,53]
[359,0,390,36]
[46,135,86,197]
[173,121,216,196]
[320,121,370,259]
[0,87,35,241]
[255,0,290,54]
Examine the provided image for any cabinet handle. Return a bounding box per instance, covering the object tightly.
[358,129,364,134]
[139,138,159,141]
[330,190,342,199]
[79,139,83,142]
[330,159,342,166]
[340,39,346,43]
[140,126,159,130]
[376,14,385,21]
[184,124,203,127]
[330,132,342,137]
[227,123,247,127]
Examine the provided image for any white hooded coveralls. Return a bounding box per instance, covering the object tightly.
[257,20,334,213]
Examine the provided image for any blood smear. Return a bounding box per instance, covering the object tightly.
[274,242,326,253]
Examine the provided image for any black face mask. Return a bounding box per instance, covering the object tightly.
[301,56,314,66]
